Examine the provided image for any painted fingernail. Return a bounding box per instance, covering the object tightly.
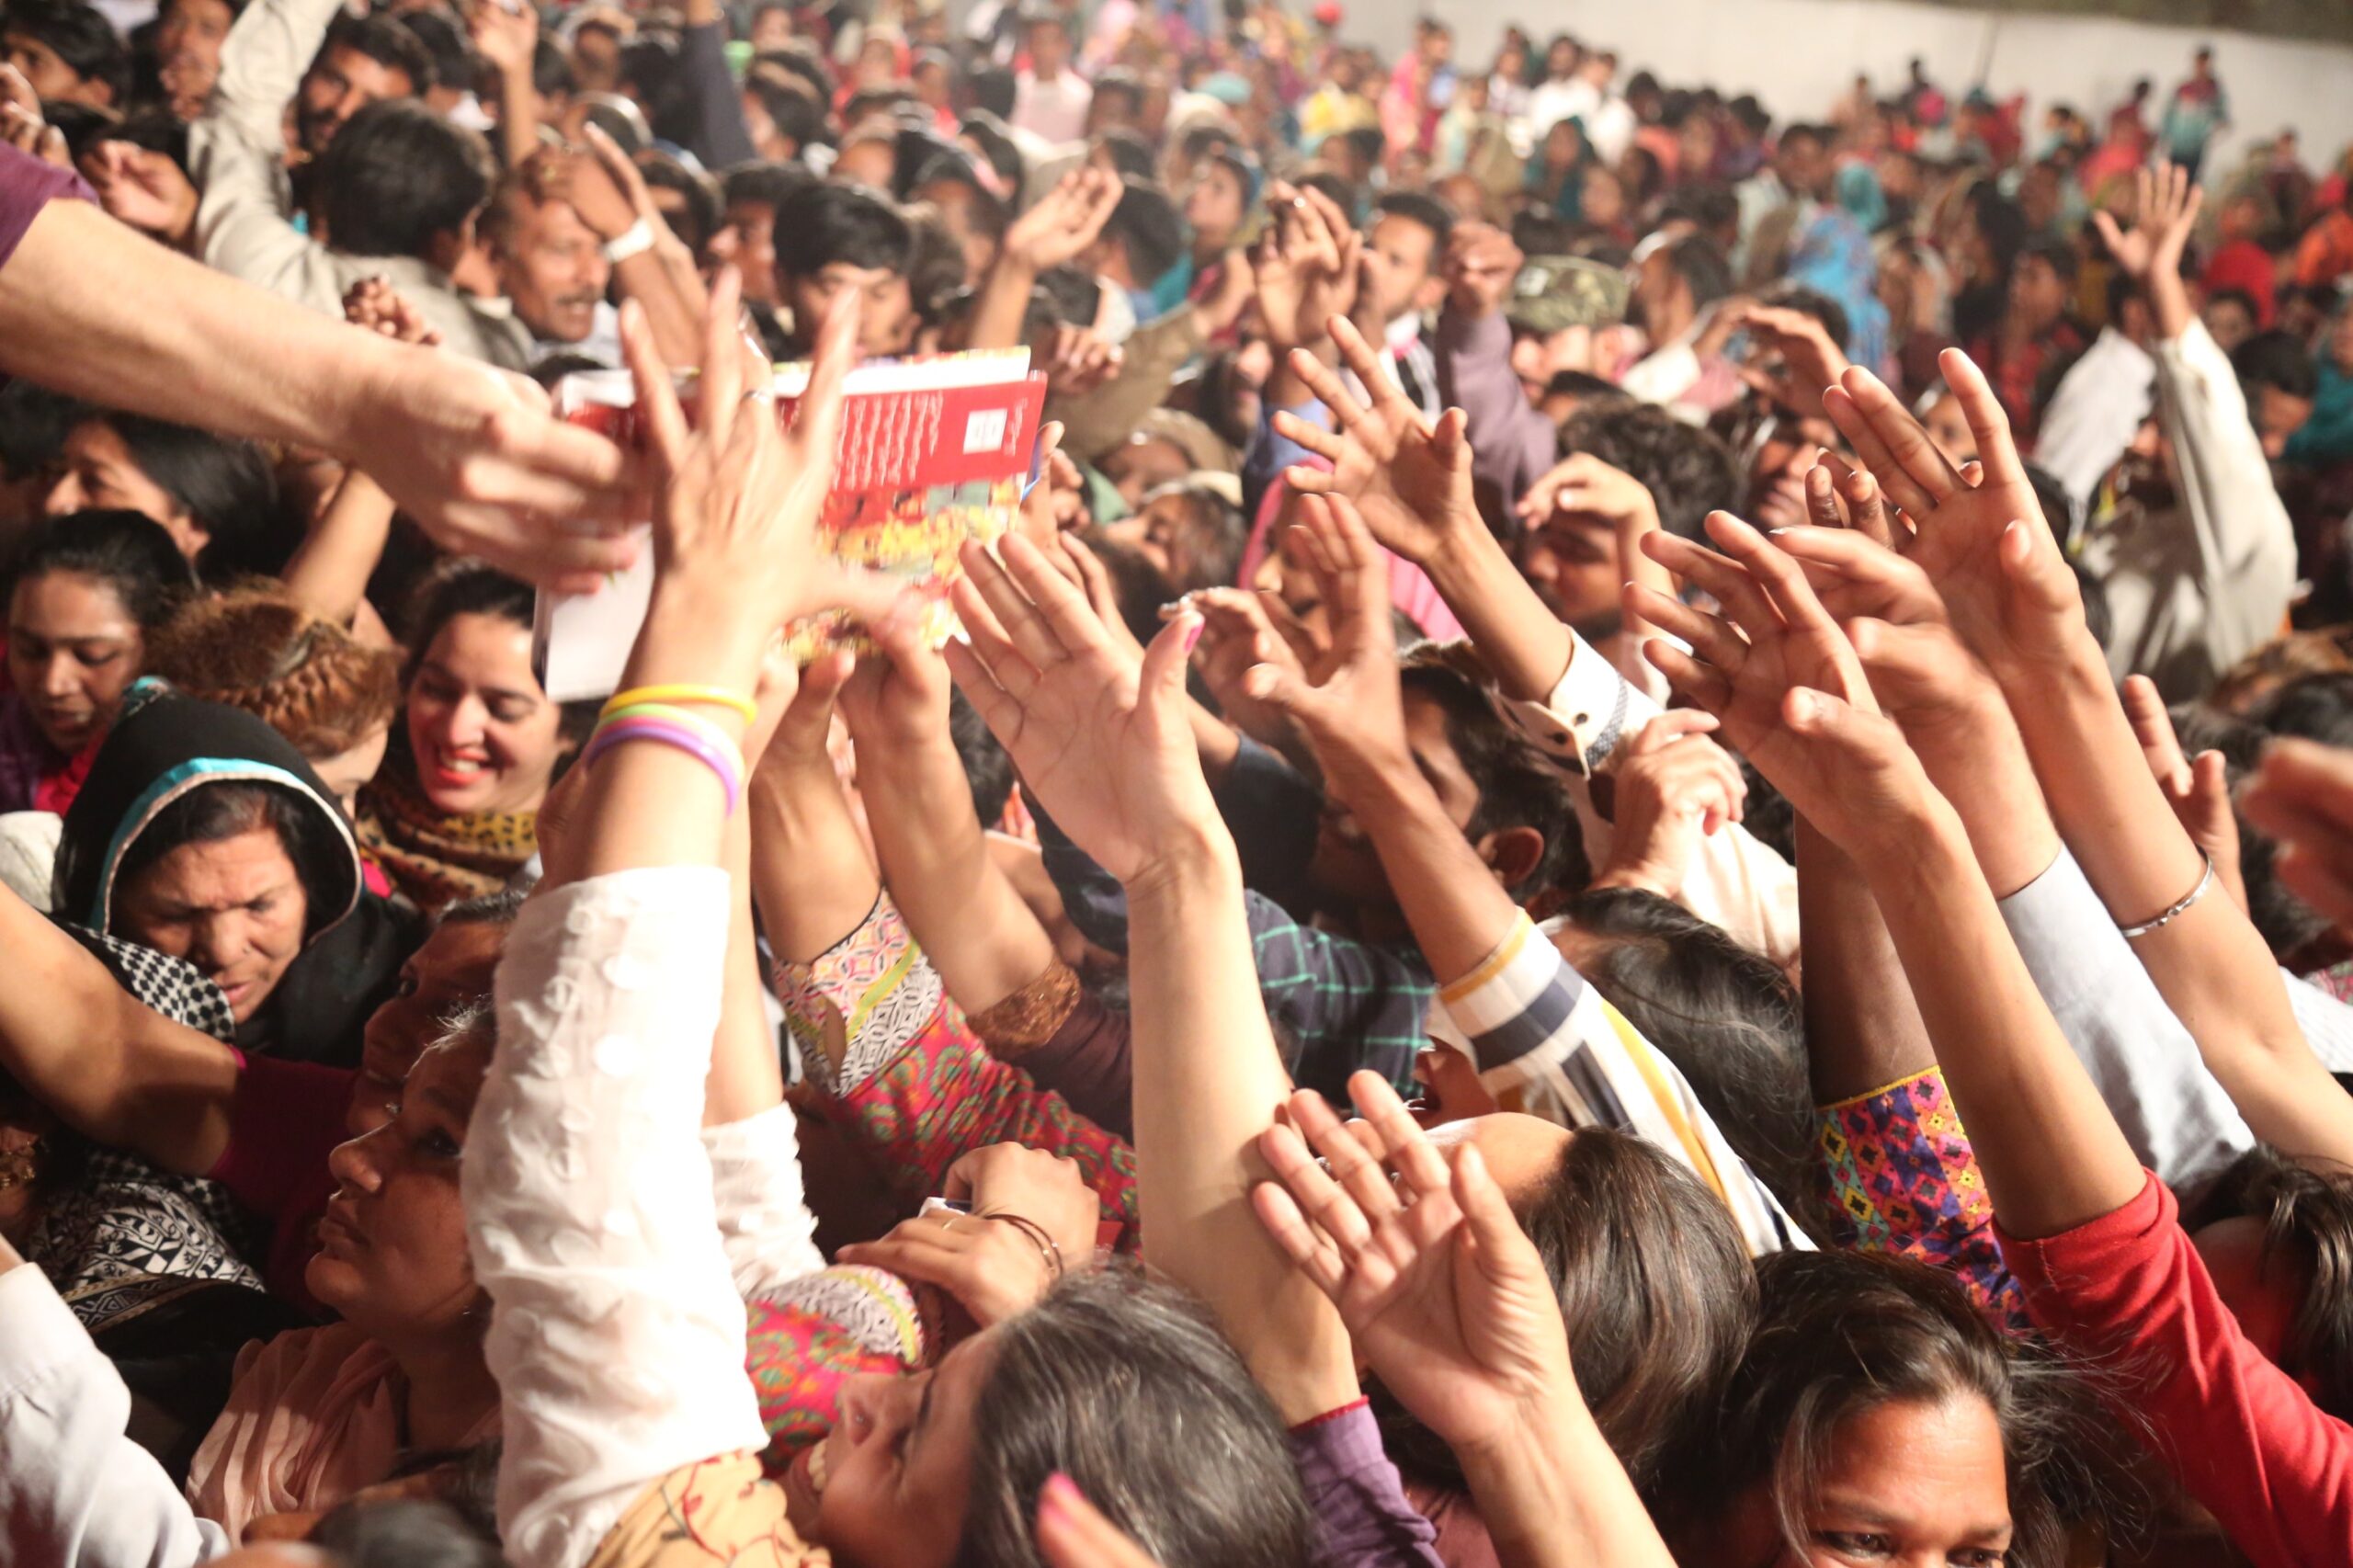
[1181,618,1204,654]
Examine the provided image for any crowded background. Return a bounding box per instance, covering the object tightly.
[6,0,2353,1564]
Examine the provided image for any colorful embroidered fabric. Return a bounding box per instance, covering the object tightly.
[742,1268,926,1470]
[1817,1065,2028,1332]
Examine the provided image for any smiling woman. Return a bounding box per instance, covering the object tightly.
[0,508,195,817]
[355,562,594,915]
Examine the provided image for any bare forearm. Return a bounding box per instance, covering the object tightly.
[1794,820,1936,1103]
[1903,690,2063,900]
[1422,523,1573,702]
[1125,833,1354,1424]
[1456,1409,1677,1568]
[497,66,539,170]
[1333,748,1523,983]
[612,248,704,368]
[969,257,1038,351]
[746,759,882,964]
[1860,811,2146,1237]
[280,469,394,627]
[1,199,391,452]
[858,744,1057,1015]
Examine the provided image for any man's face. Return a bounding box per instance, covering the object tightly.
[1776,135,1829,199]
[1367,213,1438,324]
[1516,506,1622,631]
[2200,294,2255,354]
[4,30,111,108]
[710,200,779,304]
[494,194,611,345]
[1747,415,1843,530]
[788,262,909,355]
[297,44,415,157]
[1309,687,1492,904]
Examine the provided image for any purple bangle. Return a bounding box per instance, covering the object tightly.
[582,717,743,813]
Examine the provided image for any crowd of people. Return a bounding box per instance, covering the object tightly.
[8,0,2353,1563]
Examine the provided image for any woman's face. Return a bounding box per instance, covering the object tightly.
[1544,120,1582,169]
[1183,165,1246,250]
[1582,167,1628,229]
[309,721,392,820]
[44,421,208,561]
[782,1334,993,1568]
[115,823,310,1022]
[347,916,506,1138]
[1708,1393,2012,1567]
[6,569,142,755]
[308,1033,490,1338]
[406,611,565,816]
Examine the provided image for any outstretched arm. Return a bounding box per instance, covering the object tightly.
[944,531,1357,1423]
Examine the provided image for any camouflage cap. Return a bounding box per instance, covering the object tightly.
[1505,256,1631,335]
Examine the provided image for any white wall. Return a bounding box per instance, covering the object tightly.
[1349,0,2353,174]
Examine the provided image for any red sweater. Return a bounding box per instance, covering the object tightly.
[1999,1173,2353,1568]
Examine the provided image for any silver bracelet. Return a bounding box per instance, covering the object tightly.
[2119,857,2216,938]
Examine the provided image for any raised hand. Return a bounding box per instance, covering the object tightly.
[81,141,199,245]
[1274,314,1476,566]
[344,276,444,347]
[2092,162,2202,284]
[467,0,540,75]
[1041,324,1124,399]
[2123,674,2247,912]
[0,66,66,168]
[835,604,950,751]
[1629,513,1931,853]
[1253,182,1360,353]
[1820,350,2085,677]
[531,144,637,243]
[1590,711,1745,901]
[1184,585,1314,753]
[1442,221,1523,322]
[1253,1072,1575,1455]
[1725,301,1851,420]
[621,270,900,628]
[941,531,1212,885]
[1237,493,1411,787]
[1003,166,1123,275]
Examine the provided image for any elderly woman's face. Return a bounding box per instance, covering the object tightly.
[115,822,310,1023]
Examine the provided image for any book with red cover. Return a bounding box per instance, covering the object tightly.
[533,349,1046,702]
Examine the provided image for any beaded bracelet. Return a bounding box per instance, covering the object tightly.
[582,717,745,813]
[602,683,758,725]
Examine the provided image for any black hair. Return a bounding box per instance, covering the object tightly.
[312,98,493,263]
[1653,232,1733,312]
[2250,671,2353,750]
[0,380,73,483]
[1370,187,1454,257]
[636,153,721,253]
[319,13,436,97]
[2188,1145,2353,1423]
[110,778,344,939]
[34,97,116,157]
[1091,64,1142,114]
[770,180,914,281]
[1659,179,1739,238]
[1777,120,1832,153]
[394,9,475,99]
[2016,233,2080,288]
[1557,885,1827,1239]
[69,410,284,580]
[1092,125,1156,183]
[967,63,1016,120]
[961,1268,1316,1568]
[5,0,131,103]
[1754,280,1848,359]
[1560,402,1739,545]
[1103,177,1188,289]
[1671,1249,2138,1568]
[1540,369,1628,410]
[618,34,698,148]
[720,157,815,212]
[754,42,833,107]
[949,687,1015,828]
[1337,125,1387,174]
[890,126,965,201]
[1134,481,1245,597]
[2234,327,2319,400]
[3,508,196,630]
[1295,169,1358,222]
[1396,656,1586,896]
[309,1499,507,1568]
[959,110,1024,190]
[1508,210,1576,259]
[745,71,829,154]
[529,37,574,101]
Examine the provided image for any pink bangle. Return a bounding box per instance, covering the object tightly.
[582,717,744,813]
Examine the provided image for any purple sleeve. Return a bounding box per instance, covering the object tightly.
[1433,305,1555,512]
[678,20,757,171]
[1289,1402,1446,1568]
[0,143,94,273]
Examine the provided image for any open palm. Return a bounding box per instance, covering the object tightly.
[942,534,1216,885]
[1254,1074,1574,1453]
[1822,352,2084,676]
[1274,314,1474,566]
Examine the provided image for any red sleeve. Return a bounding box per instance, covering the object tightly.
[1998,1173,2353,1568]
[208,1053,358,1221]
